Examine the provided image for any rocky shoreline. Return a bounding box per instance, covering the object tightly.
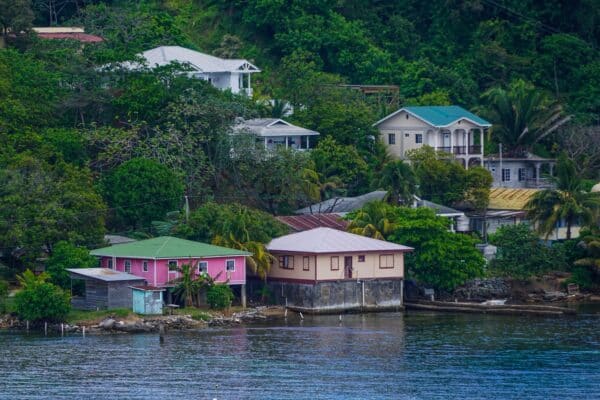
[0,306,286,335]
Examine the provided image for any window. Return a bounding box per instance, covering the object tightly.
[302,256,310,271]
[107,259,113,269]
[330,256,339,271]
[415,134,423,144]
[198,261,208,274]
[404,133,410,137]
[226,259,235,272]
[502,168,511,182]
[168,260,178,271]
[358,255,365,262]
[379,254,394,269]
[142,261,148,272]
[279,256,294,269]
[518,168,526,182]
[388,133,396,145]
[124,260,131,273]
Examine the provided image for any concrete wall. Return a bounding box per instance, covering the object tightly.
[258,279,404,313]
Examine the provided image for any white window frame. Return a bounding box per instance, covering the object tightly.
[142,260,148,272]
[168,260,178,271]
[388,133,396,145]
[502,168,511,182]
[226,259,235,272]
[124,259,132,273]
[302,256,310,271]
[415,133,423,144]
[198,261,208,274]
[518,168,526,182]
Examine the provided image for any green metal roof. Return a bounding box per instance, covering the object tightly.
[404,106,491,127]
[374,105,491,127]
[90,236,251,259]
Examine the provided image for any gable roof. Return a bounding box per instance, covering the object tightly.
[267,227,412,253]
[374,105,491,128]
[416,199,464,217]
[127,46,260,74]
[295,191,387,214]
[488,188,540,210]
[90,236,251,259]
[234,118,319,137]
[276,214,349,232]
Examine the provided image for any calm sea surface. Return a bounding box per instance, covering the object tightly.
[1,307,599,400]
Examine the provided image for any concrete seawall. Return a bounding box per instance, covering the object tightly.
[254,279,404,314]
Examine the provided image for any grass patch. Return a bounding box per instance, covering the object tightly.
[175,307,212,321]
[67,308,133,324]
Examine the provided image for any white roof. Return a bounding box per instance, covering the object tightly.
[126,46,260,74]
[234,118,319,137]
[66,268,145,282]
[267,227,412,254]
[33,27,84,33]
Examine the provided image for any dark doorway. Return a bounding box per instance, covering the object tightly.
[344,256,353,279]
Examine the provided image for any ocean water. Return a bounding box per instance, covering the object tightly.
[0,309,599,399]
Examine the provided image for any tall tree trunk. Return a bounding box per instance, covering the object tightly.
[566,221,571,240]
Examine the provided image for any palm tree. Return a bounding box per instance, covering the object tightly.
[377,160,418,205]
[172,264,201,307]
[347,201,397,240]
[482,80,571,154]
[526,154,600,240]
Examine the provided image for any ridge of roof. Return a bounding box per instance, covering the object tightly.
[374,105,491,128]
[90,236,251,259]
[267,227,412,253]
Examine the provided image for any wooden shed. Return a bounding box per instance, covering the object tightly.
[67,268,145,310]
[131,286,165,315]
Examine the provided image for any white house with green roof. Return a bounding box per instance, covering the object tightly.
[90,236,251,290]
[374,106,491,168]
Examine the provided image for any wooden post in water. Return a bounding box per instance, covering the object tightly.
[26,320,29,332]
[159,323,165,344]
[284,308,288,319]
[44,322,47,336]
[82,326,86,337]
[61,323,64,336]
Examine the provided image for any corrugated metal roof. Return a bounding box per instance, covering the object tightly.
[267,227,412,253]
[104,234,136,245]
[90,236,251,259]
[276,214,349,232]
[374,105,491,127]
[67,268,145,282]
[296,191,387,214]
[488,188,540,210]
[234,118,319,138]
[129,46,260,73]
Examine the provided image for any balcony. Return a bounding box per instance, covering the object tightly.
[436,145,482,155]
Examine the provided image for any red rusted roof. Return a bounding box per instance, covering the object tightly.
[37,32,104,43]
[276,213,349,232]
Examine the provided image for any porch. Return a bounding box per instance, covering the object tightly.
[263,135,313,151]
[430,128,484,156]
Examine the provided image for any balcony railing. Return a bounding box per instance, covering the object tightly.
[453,146,466,155]
[436,146,482,155]
[468,145,482,154]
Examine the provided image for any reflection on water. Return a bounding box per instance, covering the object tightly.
[0,311,599,399]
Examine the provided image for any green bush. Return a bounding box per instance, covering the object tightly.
[206,284,234,309]
[14,270,71,323]
[0,279,8,314]
[46,241,98,289]
[566,267,598,290]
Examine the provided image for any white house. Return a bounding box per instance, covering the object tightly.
[123,46,260,95]
[233,118,319,151]
[374,106,491,168]
[484,152,556,189]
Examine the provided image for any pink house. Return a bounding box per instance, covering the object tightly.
[90,236,251,290]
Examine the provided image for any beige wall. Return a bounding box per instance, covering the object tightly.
[378,110,485,159]
[268,251,405,282]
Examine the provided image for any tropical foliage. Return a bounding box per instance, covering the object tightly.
[206,284,234,310]
[14,270,71,323]
[526,154,600,239]
[46,241,98,289]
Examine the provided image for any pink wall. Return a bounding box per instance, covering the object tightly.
[100,256,246,287]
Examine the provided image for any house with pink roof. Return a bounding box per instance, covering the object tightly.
[262,227,412,313]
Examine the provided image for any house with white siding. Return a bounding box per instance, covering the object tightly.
[374,106,491,168]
